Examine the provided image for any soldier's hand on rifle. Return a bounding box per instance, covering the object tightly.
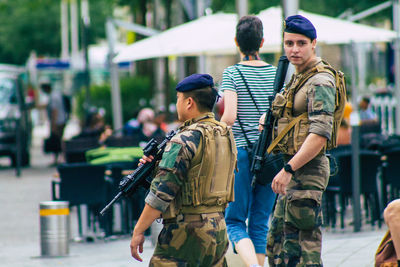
[138,155,154,166]
[258,113,267,131]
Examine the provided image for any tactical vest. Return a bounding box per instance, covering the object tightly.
[162,118,237,219]
[268,60,346,155]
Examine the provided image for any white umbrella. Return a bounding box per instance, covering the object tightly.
[114,6,396,63]
[114,13,238,62]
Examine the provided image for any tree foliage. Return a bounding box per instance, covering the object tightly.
[75,75,152,125]
[0,0,113,65]
[300,0,391,23]
[0,0,391,65]
[0,0,60,64]
[211,0,391,23]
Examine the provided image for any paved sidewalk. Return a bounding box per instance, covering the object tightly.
[0,123,387,267]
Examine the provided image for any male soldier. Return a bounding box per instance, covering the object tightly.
[264,15,337,266]
[130,73,237,266]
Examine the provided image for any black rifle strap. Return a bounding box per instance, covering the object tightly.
[234,65,263,116]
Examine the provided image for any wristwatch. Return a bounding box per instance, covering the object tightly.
[284,163,295,175]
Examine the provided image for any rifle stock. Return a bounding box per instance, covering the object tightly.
[250,56,289,174]
[100,130,178,216]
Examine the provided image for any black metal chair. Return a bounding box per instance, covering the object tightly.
[104,135,140,147]
[323,145,352,228]
[52,163,112,238]
[106,161,146,235]
[325,149,382,229]
[64,137,100,163]
[381,147,400,203]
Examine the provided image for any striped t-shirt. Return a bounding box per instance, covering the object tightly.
[220,64,276,148]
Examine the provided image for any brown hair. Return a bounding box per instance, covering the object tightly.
[236,16,263,56]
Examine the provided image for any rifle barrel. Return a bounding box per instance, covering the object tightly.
[100,191,123,216]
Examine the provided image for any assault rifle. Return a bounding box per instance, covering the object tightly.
[250,56,290,177]
[100,130,178,216]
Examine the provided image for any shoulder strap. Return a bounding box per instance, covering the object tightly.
[267,113,308,153]
[297,63,335,93]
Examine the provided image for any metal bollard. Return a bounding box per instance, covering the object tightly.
[39,201,70,257]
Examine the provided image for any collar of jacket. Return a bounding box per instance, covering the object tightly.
[180,112,215,128]
[295,57,322,76]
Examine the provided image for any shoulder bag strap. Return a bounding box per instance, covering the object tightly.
[236,113,252,147]
[234,65,262,115]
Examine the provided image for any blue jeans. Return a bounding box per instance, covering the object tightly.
[225,146,276,254]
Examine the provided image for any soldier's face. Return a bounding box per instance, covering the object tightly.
[176,92,189,122]
[283,32,316,71]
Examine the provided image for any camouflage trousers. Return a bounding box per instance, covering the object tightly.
[150,212,228,267]
[267,154,330,267]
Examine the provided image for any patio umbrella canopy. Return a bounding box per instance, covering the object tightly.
[114,13,237,62]
[114,6,396,63]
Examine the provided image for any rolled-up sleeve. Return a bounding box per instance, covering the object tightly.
[307,73,336,140]
[145,190,170,212]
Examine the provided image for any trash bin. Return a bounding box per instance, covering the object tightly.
[39,201,70,257]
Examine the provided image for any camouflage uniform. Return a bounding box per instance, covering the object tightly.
[145,112,236,267]
[267,58,336,267]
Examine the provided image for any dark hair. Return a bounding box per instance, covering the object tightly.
[362,96,370,105]
[236,16,263,56]
[182,87,219,112]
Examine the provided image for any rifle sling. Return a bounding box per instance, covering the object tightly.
[267,112,307,154]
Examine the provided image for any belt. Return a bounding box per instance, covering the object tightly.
[163,212,223,224]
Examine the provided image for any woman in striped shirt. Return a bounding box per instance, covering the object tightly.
[220,15,276,267]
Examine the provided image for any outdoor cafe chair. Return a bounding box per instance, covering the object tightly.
[52,163,112,238]
[325,149,382,229]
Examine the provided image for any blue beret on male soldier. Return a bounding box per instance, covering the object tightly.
[284,15,317,40]
[176,74,214,92]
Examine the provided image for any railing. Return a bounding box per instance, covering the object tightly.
[371,96,397,135]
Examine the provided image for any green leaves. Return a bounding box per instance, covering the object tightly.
[0,0,113,64]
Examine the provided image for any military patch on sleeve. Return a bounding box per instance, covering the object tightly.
[159,142,182,169]
[313,85,335,113]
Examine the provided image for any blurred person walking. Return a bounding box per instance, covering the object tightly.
[40,82,69,165]
[220,15,276,267]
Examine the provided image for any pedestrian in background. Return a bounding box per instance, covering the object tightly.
[130,74,237,266]
[220,15,276,267]
[41,82,69,165]
[124,107,165,146]
[265,15,340,266]
[359,96,378,124]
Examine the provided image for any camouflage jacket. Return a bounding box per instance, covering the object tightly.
[270,58,336,155]
[290,58,336,140]
[145,112,213,213]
